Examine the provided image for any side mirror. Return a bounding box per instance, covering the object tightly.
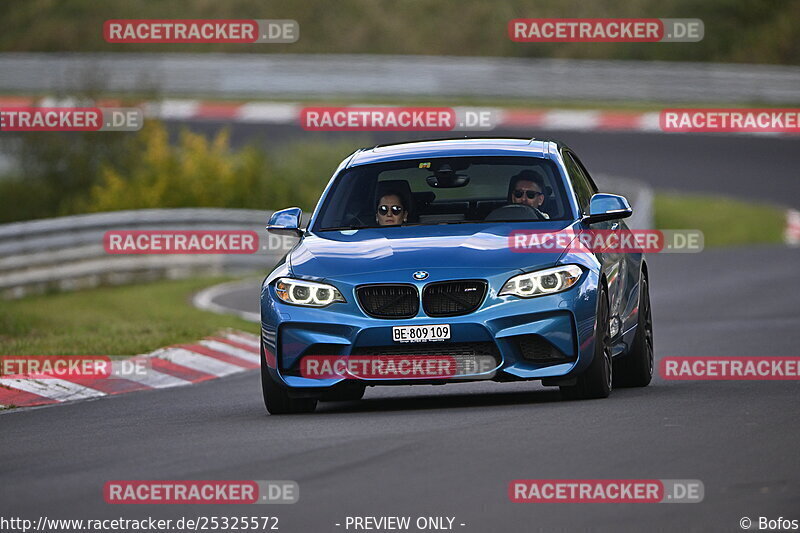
[583,193,632,225]
[267,207,303,237]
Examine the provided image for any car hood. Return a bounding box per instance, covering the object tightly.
[290,221,577,281]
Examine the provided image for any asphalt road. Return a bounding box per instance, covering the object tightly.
[2,127,799,532]
[2,246,799,531]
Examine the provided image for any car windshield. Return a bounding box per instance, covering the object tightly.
[314,156,572,231]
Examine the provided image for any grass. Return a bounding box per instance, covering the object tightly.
[654,193,786,247]
[0,277,257,356]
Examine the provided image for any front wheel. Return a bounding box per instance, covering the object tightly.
[560,285,612,400]
[613,275,654,388]
[261,342,317,415]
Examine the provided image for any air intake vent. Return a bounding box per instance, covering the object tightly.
[351,342,501,373]
[517,335,571,363]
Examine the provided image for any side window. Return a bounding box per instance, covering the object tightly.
[570,152,599,194]
[563,152,594,214]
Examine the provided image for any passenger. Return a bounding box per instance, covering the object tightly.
[375,191,408,226]
[508,169,550,219]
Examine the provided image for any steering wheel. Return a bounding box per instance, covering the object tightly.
[348,213,371,227]
[484,203,544,221]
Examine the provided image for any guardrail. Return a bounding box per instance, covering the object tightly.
[0,177,653,300]
[1,53,799,104]
[0,208,288,299]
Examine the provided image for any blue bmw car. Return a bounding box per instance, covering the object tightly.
[260,138,653,414]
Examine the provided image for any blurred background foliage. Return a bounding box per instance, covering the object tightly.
[0,0,796,224]
[0,122,356,223]
[0,0,797,64]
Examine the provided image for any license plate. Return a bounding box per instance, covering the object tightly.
[392,324,450,343]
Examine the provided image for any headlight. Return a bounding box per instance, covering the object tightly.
[274,278,346,307]
[499,265,583,298]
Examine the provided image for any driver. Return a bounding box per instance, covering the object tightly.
[508,169,550,219]
[375,190,408,226]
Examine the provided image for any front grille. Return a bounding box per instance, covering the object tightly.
[356,284,419,318]
[422,280,487,317]
[352,341,501,375]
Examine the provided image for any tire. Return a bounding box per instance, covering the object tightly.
[261,342,317,415]
[560,285,612,400]
[613,275,654,388]
[320,384,366,402]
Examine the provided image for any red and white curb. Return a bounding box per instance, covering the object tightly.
[139,101,669,133]
[0,330,260,410]
[786,209,800,246]
[1,96,797,136]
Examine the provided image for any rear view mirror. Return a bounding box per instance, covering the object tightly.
[426,174,470,188]
[426,163,470,188]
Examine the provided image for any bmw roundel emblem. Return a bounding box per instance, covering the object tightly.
[413,271,429,280]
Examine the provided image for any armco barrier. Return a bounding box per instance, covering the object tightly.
[0,208,295,299]
[0,53,798,104]
[0,177,652,300]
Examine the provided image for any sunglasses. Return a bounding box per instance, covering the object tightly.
[378,205,404,216]
[514,189,543,199]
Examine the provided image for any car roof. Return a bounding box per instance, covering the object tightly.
[347,137,564,168]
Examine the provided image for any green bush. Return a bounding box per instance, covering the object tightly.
[83,123,355,213]
[85,123,268,211]
[0,178,56,223]
[0,128,137,221]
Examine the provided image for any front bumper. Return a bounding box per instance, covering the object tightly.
[260,270,600,390]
